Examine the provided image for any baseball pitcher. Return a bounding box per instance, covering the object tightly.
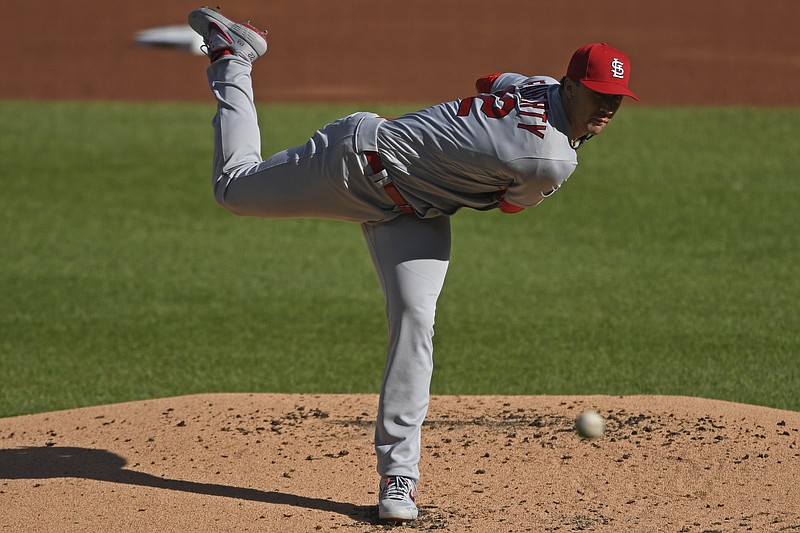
[188,6,637,522]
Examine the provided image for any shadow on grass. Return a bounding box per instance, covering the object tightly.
[0,446,377,524]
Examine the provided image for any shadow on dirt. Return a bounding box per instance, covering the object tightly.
[0,446,376,523]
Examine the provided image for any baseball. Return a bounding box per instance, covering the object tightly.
[575,410,605,438]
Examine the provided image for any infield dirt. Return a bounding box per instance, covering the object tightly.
[3,1,799,531]
[2,394,799,532]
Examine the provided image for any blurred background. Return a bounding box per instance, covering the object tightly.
[4,0,799,105]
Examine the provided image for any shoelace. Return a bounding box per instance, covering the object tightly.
[382,476,414,501]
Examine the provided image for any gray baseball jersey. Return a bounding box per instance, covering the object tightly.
[375,74,578,218]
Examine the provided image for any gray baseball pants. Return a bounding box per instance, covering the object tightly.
[207,55,450,482]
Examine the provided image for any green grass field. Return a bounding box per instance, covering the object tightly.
[1,101,798,417]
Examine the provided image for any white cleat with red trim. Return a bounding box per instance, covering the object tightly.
[188,6,267,62]
[378,476,419,522]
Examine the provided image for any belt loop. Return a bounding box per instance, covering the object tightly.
[365,151,384,175]
[364,151,414,215]
[383,182,414,214]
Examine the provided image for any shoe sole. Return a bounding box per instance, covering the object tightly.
[379,514,417,522]
[378,503,419,522]
[188,7,267,60]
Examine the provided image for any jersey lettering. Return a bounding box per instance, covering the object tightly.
[457,78,552,139]
[456,94,516,119]
[517,123,546,139]
[515,81,551,139]
[519,100,547,121]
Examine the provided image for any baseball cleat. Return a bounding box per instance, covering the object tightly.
[188,6,267,62]
[378,475,419,522]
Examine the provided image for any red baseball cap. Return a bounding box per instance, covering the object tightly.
[566,43,639,101]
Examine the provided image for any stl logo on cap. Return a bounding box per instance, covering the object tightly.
[611,58,625,79]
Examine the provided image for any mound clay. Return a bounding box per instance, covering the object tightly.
[1,394,798,531]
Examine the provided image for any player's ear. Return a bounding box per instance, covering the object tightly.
[561,77,578,101]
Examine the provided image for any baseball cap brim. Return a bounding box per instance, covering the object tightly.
[581,79,639,101]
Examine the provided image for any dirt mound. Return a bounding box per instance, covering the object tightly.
[1,393,798,532]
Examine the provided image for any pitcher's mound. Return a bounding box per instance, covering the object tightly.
[1,394,798,531]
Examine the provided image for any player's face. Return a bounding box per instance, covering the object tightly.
[565,80,623,140]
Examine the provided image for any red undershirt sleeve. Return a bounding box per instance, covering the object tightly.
[475,73,502,94]
[499,199,525,214]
